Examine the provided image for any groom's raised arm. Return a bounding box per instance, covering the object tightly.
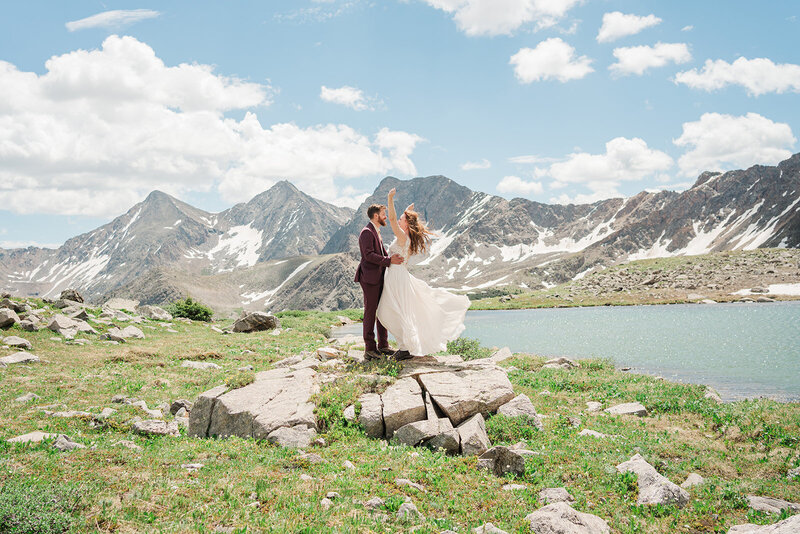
[359,229,390,267]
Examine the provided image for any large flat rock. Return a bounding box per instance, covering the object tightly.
[189,367,318,440]
[616,453,689,507]
[382,377,426,438]
[419,366,515,425]
[525,502,610,534]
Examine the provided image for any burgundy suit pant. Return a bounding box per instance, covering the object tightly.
[360,280,388,351]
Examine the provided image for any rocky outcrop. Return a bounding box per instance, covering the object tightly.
[189,367,318,443]
[417,367,515,425]
[232,312,280,333]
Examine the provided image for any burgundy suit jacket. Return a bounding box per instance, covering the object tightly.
[354,223,390,285]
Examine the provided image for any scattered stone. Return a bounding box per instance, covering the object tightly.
[68,309,90,321]
[317,346,346,360]
[325,491,340,500]
[3,336,32,349]
[7,431,55,443]
[114,440,142,450]
[681,473,704,489]
[787,467,800,480]
[60,289,84,303]
[97,407,117,419]
[586,401,603,413]
[49,410,93,418]
[181,360,221,370]
[578,429,609,438]
[538,487,575,504]
[478,446,525,477]
[539,389,552,396]
[395,418,454,447]
[299,474,315,481]
[382,377,426,438]
[273,355,303,368]
[364,497,384,509]
[0,352,39,366]
[47,314,81,338]
[297,452,324,464]
[396,501,423,522]
[232,312,280,333]
[503,484,527,491]
[182,463,204,471]
[104,297,139,311]
[746,495,800,514]
[525,502,610,534]
[757,296,775,303]
[488,346,513,363]
[170,399,193,415]
[267,425,317,449]
[211,326,224,333]
[473,523,509,534]
[458,413,490,456]
[53,435,86,451]
[0,307,20,328]
[616,454,689,507]
[136,305,172,321]
[320,497,333,510]
[237,365,254,372]
[14,392,40,402]
[727,515,800,533]
[18,320,39,332]
[343,460,355,470]
[497,394,543,430]
[396,478,426,492]
[542,357,580,370]
[133,420,180,437]
[343,404,356,423]
[750,287,769,293]
[604,402,648,417]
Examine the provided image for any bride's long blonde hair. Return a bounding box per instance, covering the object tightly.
[404,209,435,256]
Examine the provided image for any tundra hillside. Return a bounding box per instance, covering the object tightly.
[0,297,798,533]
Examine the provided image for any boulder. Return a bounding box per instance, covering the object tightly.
[424,427,461,454]
[136,305,173,321]
[59,289,84,303]
[457,413,490,456]
[605,402,648,417]
[357,393,384,439]
[7,431,56,443]
[746,495,800,514]
[132,420,180,437]
[542,357,580,370]
[0,308,20,328]
[181,361,221,370]
[14,392,40,402]
[317,347,346,360]
[728,515,800,534]
[497,394,543,430]
[418,367,515,425]
[189,367,318,440]
[478,446,525,477]
[473,523,509,534]
[343,404,356,423]
[47,314,80,338]
[104,298,139,311]
[616,454,689,507]
[525,502,610,534]
[0,298,25,313]
[3,336,32,349]
[394,418,453,447]
[18,320,39,332]
[585,401,603,413]
[396,502,423,522]
[681,473,704,489]
[232,312,280,333]
[267,425,317,448]
[0,352,39,366]
[538,487,575,504]
[382,377,426,438]
[53,435,86,451]
[120,326,145,339]
[170,399,193,415]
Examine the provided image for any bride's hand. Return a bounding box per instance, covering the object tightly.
[388,188,396,199]
[405,203,414,212]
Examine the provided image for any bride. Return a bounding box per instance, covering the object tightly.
[377,188,470,359]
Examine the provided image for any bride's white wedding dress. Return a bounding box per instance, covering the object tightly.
[377,237,470,356]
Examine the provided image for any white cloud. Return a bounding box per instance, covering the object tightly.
[421,0,582,36]
[497,175,544,196]
[509,154,560,164]
[320,85,378,110]
[537,137,673,203]
[510,38,593,83]
[681,25,694,32]
[596,12,661,43]
[0,35,422,216]
[460,158,491,170]
[609,42,691,76]
[674,57,800,96]
[673,112,796,177]
[66,9,160,32]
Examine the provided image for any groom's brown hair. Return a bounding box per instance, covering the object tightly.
[367,204,386,220]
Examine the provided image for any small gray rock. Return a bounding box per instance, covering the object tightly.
[396,501,423,522]
[681,473,704,489]
[0,352,39,366]
[133,420,179,437]
[525,502,610,534]
[727,515,800,533]
[457,413,490,456]
[478,446,525,477]
[3,336,32,349]
[53,435,86,451]
[605,402,647,417]
[473,523,509,534]
[746,495,800,514]
[14,392,40,402]
[538,487,575,504]
[181,360,221,370]
[267,425,317,449]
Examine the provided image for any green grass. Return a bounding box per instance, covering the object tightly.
[0,297,798,532]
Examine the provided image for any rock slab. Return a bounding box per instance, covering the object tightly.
[418,367,515,426]
[616,454,689,507]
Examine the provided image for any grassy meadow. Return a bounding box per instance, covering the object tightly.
[0,299,798,533]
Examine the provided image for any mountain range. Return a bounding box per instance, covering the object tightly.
[2,153,799,314]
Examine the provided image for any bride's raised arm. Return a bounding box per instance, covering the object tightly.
[387,188,407,245]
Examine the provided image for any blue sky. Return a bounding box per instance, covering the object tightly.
[1,1,799,248]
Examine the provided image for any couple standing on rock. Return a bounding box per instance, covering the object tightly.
[354,188,470,361]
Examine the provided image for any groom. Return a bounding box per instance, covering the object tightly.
[355,203,403,360]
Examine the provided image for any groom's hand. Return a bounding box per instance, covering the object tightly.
[389,254,404,264]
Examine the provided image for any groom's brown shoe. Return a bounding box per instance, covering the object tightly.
[392,350,413,361]
[378,347,395,356]
[364,350,383,361]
